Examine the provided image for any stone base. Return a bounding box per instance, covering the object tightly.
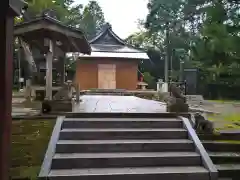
[167,103,189,113]
[42,100,72,114]
[167,98,189,113]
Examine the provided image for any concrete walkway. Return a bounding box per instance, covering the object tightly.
[73,95,166,113]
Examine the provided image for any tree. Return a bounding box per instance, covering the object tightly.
[145,0,194,81]
[64,4,84,28]
[126,0,240,98]
[19,0,106,38]
[80,1,106,38]
[190,0,240,84]
[23,0,69,20]
[142,72,156,89]
[126,30,165,80]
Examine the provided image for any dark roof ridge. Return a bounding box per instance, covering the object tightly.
[89,23,146,52]
[89,22,126,45]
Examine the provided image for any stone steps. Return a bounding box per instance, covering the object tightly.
[39,115,216,180]
[216,164,240,178]
[48,166,209,180]
[62,118,183,129]
[203,141,240,152]
[56,139,195,153]
[51,152,201,169]
[203,141,240,179]
[59,128,188,140]
[209,152,240,164]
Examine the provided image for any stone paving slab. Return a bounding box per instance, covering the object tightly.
[12,107,40,116]
[73,95,166,113]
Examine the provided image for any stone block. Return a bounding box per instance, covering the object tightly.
[42,100,72,114]
[167,98,189,113]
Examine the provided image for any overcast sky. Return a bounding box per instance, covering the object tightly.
[74,0,149,39]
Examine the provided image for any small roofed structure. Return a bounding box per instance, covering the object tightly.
[76,23,149,90]
[14,15,91,100]
[14,15,91,54]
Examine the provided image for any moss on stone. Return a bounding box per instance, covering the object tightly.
[11,120,55,179]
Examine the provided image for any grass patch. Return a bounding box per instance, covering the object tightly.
[11,120,55,179]
[208,113,240,122]
[215,140,240,144]
[208,113,240,131]
[11,166,40,180]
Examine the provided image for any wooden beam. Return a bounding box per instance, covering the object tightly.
[14,21,84,39]
[0,9,14,180]
[45,40,53,100]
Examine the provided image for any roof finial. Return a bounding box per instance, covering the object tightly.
[106,22,112,29]
[102,22,112,31]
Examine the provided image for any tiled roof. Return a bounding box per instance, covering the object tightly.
[14,15,91,54]
[9,0,27,16]
[83,23,149,60]
[80,52,149,60]
[91,44,144,53]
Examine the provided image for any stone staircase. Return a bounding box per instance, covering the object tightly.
[39,113,217,180]
[200,135,240,180]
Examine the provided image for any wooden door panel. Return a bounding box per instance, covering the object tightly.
[98,64,116,89]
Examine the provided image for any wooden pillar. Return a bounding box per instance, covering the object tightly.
[61,56,66,84]
[45,40,53,100]
[76,84,80,102]
[25,79,32,101]
[0,9,14,180]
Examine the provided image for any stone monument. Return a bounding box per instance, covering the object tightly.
[42,81,75,114]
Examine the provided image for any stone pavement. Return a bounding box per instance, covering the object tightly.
[12,107,40,116]
[73,95,166,113]
[12,97,40,116]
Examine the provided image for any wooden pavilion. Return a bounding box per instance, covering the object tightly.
[76,23,149,90]
[1,1,27,179]
[14,15,91,100]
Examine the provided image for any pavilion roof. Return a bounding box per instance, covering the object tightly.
[80,23,149,60]
[9,0,27,16]
[14,15,91,54]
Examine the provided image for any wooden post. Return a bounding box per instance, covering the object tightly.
[25,79,32,101]
[0,8,14,180]
[45,40,53,100]
[63,55,66,84]
[164,22,170,83]
[17,38,22,90]
[76,83,80,102]
[180,61,184,82]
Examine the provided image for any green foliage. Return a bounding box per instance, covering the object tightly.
[25,0,69,20]
[127,0,240,97]
[23,0,106,37]
[80,1,106,38]
[208,112,240,131]
[143,72,154,84]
